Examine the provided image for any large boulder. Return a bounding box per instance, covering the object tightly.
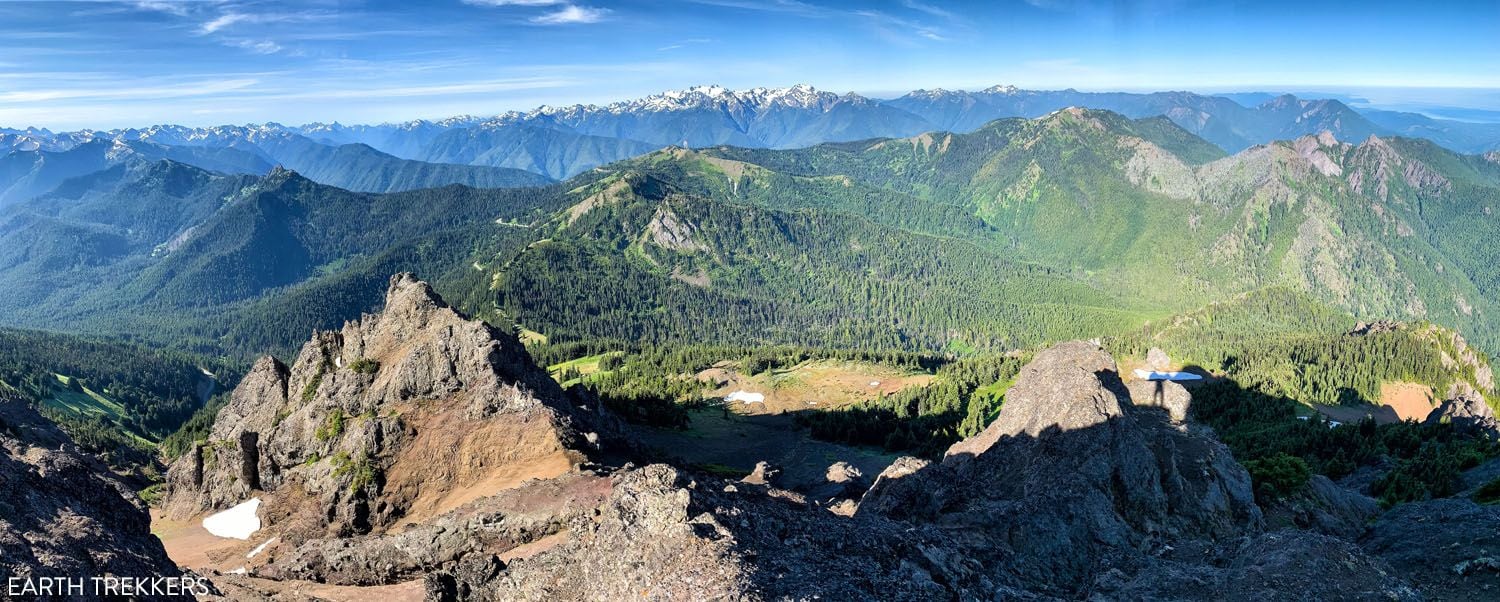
[1262,474,1381,539]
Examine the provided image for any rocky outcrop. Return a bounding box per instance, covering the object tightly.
[436,464,952,601]
[1098,530,1420,601]
[1425,388,1500,439]
[1127,378,1192,423]
[1363,498,1500,601]
[1262,474,1381,539]
[257,472,611,586]
[156,329,1479,599]
[860,341,1264,596]
[163,274,611,557]
[0,397,187,600]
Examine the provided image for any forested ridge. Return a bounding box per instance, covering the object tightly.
[0,327,239,477]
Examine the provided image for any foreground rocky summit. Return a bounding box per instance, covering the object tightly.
[0,393,189,601]
[422,341,1425,600]
[160,274,616,584]
[152,280,1494,600]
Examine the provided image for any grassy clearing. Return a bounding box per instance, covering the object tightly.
[40,374,155,446]
[547,351,624,386]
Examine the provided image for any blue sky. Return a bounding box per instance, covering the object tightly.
[3,0,1498,129]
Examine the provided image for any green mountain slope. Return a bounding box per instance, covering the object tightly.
[492,171,1151,352]
[3,108,1499,365]
[652,111,1499,349]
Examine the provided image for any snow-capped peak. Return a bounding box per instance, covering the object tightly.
[522,84,843,120]
[982,84,1019,95]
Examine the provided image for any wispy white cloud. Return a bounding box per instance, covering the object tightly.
[230,39,283,54]
[657,38,713,52]
[854,10,947,45]
[530,5,608,25]
[901,0,953,20]
[0,78,259,103]
[129,0,192,17]
[243,77,576,101]
[198,12,247,33]
[196,10,333,35]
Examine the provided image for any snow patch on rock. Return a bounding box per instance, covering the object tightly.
[203,498,262,540]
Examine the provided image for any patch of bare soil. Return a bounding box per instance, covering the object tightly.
[1312,382,1435,425]
[152,510,254,573]
[1380,382,1436,421]
[384,406,581,525]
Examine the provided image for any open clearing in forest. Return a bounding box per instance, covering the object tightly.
[696,359,935,415]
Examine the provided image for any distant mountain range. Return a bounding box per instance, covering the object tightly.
[6,85,1500,202]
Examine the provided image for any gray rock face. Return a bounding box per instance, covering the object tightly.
[0,397,185,600]
[1363,498,1500,601]
[1425,388,1500,439]
[1098,530,1420,601]
[861,341,1265,596]
[1262,475,1381,539]
[163,273,609,546]
[1127,378,1192,423]
[257,472,611,586]
[446,464,952,601]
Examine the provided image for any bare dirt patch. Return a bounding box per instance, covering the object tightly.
[1311,382,1434,425]
[1380,382,1436,421]
[384,406,581,524]
[152,510,255,573]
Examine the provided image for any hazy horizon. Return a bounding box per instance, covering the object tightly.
[4,0,1498,130]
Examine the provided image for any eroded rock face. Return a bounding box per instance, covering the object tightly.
[1098,530,1420,601]
[1425,388,1500,439]
[1262,475,1381,539]
[163,273,609,547]
[0,397,184,599]
[257,472,612,587]
[1127,378,1191,423]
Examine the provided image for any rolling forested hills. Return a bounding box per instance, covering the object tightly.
[3,108,1499,366]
